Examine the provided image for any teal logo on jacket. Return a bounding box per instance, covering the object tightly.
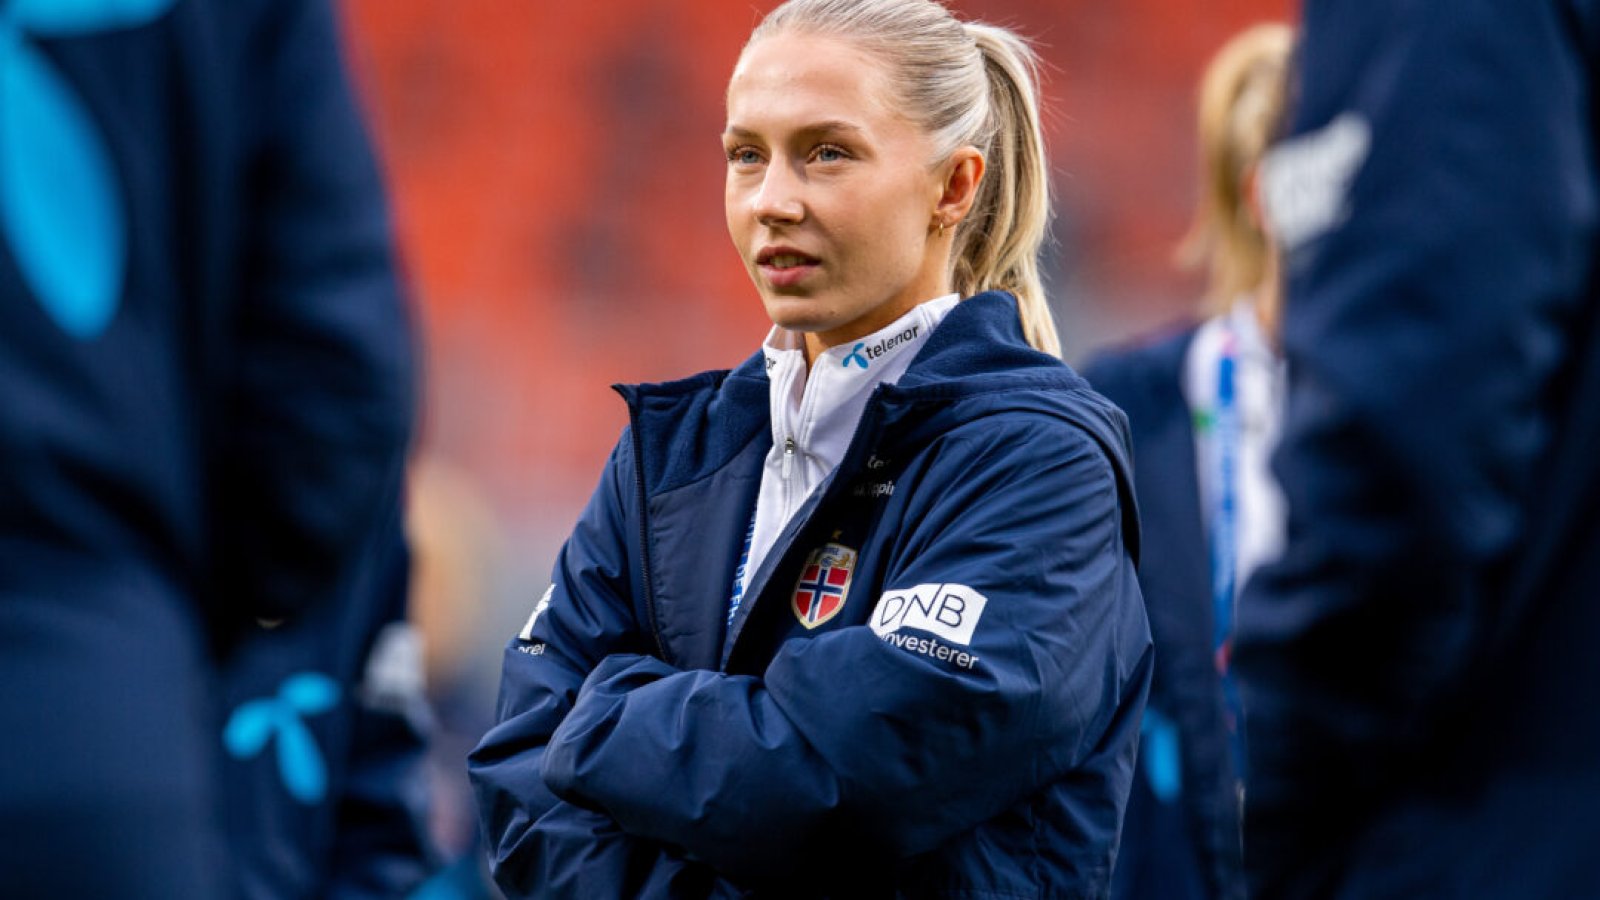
[224,672,340,805]
[844,342,869,369]
[0,0,178,338]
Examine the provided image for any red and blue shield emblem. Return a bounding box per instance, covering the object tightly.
[792,543,856,629]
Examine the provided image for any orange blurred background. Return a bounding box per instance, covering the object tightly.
[338,0,1291,526]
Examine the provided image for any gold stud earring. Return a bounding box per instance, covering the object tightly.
[938,220,947,238]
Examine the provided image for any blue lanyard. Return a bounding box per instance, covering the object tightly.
[727,511,757,626]
[1211,331,1247,779]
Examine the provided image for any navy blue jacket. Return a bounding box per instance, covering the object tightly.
[470,293,1153,899]
[1235,1,1600,896]
[0,0,413,895]
[1082,329,1243,900]
[221,506,435,899]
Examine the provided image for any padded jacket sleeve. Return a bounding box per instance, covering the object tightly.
[539,416,1152,889]
[467,436,744,899]
[1234,0,1599,873]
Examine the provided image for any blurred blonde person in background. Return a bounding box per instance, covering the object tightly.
[469,0,1152,896]
[1083,22,1294,900]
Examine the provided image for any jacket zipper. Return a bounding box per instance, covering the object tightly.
[779,356,826,517]
[627,405,672,663]
[722,388,892,668]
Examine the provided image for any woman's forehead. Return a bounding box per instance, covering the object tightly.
[725,33,898,132]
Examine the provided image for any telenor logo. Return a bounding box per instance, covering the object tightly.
[844,343,869,369]
[841,324,920,370]
[224,672,339,805]
[869,582,987,646]
[0,0,179,339]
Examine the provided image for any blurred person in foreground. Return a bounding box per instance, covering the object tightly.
[1234,1,1600,896]
[469,0,1152,896]
[220,505,436,899]
[0,0,415,895]
[1083,22,1293,900]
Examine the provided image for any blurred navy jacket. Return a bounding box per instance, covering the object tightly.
[1084,329,1244,900]
[1235,1,1600,896]
[0,0,413,895]
[470,293,1153,899]
[222,508,435,899]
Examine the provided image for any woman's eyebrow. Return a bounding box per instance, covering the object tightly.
[722,120,866,141]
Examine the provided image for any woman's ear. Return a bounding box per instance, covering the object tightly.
[936,146,985,227]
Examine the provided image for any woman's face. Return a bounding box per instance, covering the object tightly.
[724,33,953,353]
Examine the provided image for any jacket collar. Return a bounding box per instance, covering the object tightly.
[615,291,1140,558]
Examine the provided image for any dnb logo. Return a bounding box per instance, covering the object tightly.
[869,583,988,645]
[792,543,857,629]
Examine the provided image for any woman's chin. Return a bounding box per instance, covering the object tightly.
[761,299,837,335]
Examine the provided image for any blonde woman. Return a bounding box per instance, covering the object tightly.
[1083,22,1294,900]
[469,0,1152,896]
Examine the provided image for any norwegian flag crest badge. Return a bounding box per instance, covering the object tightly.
[792,543,857,629]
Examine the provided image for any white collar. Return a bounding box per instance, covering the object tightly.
[760,293,959,465]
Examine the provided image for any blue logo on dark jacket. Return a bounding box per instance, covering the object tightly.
[224,672,341,805]
[0,0,177,338]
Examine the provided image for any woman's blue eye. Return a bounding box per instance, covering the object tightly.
[728,147,762,165]
[815,145,845,162]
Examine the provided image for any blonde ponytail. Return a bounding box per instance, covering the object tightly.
[956,24,1056,356]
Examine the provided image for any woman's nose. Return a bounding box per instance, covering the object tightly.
[752,161,804,226]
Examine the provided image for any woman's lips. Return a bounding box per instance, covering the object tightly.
[756,249,819,289]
